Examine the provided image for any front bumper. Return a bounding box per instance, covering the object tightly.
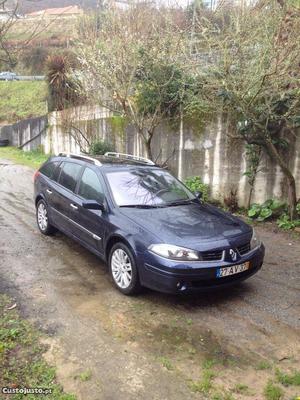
[138,244,265,294]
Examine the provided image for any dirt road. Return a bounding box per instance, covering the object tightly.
[0,160,299,400]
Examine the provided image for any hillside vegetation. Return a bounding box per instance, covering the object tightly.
[9,0,98,13]
[0,81,47,124]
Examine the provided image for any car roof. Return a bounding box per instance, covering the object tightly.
[46,153,160,171]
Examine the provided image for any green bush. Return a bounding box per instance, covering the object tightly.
[89,140,115,156]
[277,214,300,230]
[248,199,286,221]
[184,176,209,202]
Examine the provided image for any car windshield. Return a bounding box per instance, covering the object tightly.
[105,168,195,207]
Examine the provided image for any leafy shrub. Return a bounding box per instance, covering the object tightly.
[248,199,286,221]
[46,54,83,111]
[185,176,209,202]
[297,202,300,216]
[277,214,300,230]
[89,140,115,156]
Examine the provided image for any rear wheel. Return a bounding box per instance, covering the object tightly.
[109,243,141,295]
[36,199,56,235]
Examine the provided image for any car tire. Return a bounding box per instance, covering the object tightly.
[109,242,142,296]
[36,199,56,235]
[0,139,9,147]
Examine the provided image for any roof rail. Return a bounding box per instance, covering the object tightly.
[58,152,102,166]
[104,152,155,166]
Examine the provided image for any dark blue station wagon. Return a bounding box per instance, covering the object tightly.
[34,152,265,295]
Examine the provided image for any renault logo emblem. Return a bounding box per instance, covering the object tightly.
[229,249,237,261]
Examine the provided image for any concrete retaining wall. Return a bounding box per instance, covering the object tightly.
[0,116,48,151]
[1,106,299,207]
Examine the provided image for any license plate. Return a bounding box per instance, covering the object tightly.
[217,262,250,278]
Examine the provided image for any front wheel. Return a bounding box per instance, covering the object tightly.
[36,199,56,235]
[109,243,141,296]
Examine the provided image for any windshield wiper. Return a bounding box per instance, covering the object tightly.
[167,199,196,207]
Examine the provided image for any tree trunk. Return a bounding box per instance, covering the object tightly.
[145,138,153,161]
[265,140,297,220]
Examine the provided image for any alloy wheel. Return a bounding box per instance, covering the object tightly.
[111,248,133,289]
[37,202,48,231]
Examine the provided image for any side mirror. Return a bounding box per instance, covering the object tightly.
[195,191,203,201]
[82,200,105,212]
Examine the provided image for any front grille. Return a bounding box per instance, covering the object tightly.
[201,250,223,261]
[237,242,251,255]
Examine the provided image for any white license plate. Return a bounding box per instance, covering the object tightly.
[217,262,250,278]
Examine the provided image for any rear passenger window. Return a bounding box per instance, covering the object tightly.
[58,162,82,192]
[78,168,104,203]
[40,162,59,179]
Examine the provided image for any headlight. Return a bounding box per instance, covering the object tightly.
[148,244,200,261]
[250,229,261,250]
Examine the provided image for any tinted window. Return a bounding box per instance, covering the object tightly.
[105,168,194,206]
[52,162,63,182]
[40,162,59,179]
[78,168,104,203]
[58,162,82,192]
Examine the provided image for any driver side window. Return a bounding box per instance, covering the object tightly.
[78,168,104,204]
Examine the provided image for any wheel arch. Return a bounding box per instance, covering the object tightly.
[105,234,136,262]
[35,194,46,207]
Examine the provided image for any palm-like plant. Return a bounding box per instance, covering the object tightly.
[46,54,81,111]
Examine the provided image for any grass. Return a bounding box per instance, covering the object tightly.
[232,383,249,394]
[77,370,92,382]
[189,360,216,394]
[263,381,284,400]
[275,369,300,387]
[0,81,48,124]
[0,294,76,400]
[256,360,272,370]
[0,146,48,169]
[6,17,76,42]
[158,356,174,371]
[212,392,234,400]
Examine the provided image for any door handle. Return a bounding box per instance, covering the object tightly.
[46,189,52,195]
[70,203,78,210]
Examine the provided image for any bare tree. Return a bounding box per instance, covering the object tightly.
[0,0,19,66]
[75,5,194,160]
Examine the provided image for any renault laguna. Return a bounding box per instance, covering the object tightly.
[34,152,265,295]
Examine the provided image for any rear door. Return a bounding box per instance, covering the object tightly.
[69,167,107,254]
[49,161,83,234]
[38,161,61,208]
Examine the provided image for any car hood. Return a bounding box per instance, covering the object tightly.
[120,203,252,249]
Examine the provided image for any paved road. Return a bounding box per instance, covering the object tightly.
[0,160,299,400]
